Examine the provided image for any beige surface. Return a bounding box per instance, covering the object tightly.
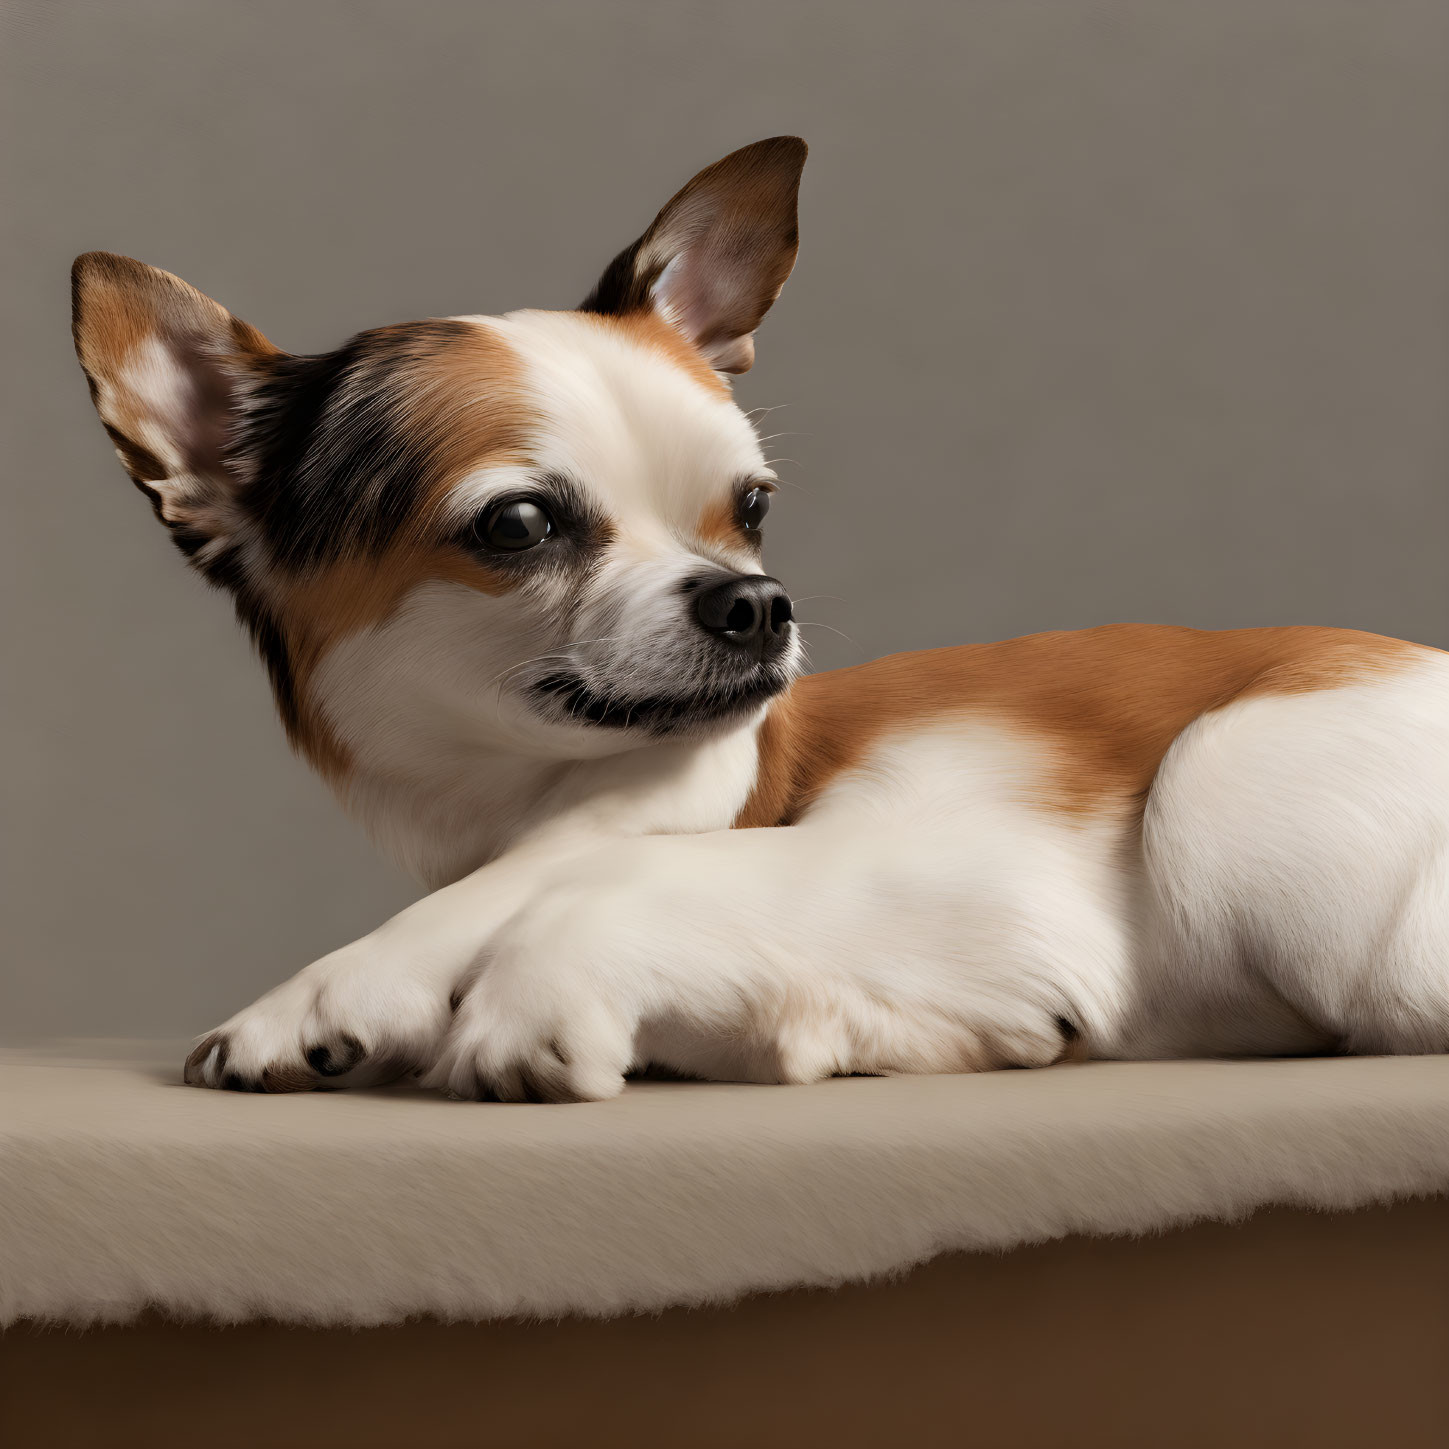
[5,2,1449,1040]
[3,1042,1448,1328]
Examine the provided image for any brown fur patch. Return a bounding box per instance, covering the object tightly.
[695,495,746,552]
[386,318,534,518]
[278,546,519,781]
[73,252,280,374]
[73,253,201,375]
[736,625,1431,828]
[695,480,775,555]
[273,321,534,781]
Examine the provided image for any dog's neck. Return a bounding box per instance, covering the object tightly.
[332,710,773,888]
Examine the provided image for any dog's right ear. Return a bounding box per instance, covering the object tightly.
[71,252,281,546]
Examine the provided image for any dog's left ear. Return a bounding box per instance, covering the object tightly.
[580,136,806,374]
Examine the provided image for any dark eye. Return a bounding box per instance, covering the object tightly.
[739,487,771,531]
[481,499,553,551]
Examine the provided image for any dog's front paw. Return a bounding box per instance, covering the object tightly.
[424,931,637,1103]
[183,944,454,1093]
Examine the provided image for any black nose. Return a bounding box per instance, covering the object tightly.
[694,574,794,659]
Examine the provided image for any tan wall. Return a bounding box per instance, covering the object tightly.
[3,1,1447,1037]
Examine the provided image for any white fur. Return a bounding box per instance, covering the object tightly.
[1125,663,1449,1058]
[189,314,1449,1101]
[196,655,1449,1099]
[431,726,1134,1099]
[485,310,768,526]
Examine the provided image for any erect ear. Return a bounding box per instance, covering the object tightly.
[71,251,280,542]
[580,136,806,374]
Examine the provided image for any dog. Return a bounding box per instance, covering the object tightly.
[71,137,1449,1102]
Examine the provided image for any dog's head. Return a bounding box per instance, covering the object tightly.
[71,138,806,785]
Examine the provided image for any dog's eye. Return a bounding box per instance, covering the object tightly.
[481,499,553,551]
[739,487,771,531]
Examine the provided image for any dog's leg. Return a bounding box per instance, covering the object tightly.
[181,839,614,1091]
[182,733,775,1092]
[427,820,1116,1102]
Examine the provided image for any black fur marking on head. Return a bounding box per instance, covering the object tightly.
[150,319,520,747]
[237,319,482,571]
[197,540,303,737]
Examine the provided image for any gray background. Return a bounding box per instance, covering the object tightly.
[3,1,1446,1040]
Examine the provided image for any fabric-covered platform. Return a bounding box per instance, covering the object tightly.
[4,1041,1448,1329]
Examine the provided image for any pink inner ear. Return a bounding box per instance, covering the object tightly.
[651,251,725,350]
[652,250,761,373]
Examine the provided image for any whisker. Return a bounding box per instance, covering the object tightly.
[485,635,627,693]
[488,636,629,728]
[794,619,855,645]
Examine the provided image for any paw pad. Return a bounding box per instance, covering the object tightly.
[304,1034,364,1077]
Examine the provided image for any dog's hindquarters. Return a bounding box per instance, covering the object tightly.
[1129,656,1449,1059]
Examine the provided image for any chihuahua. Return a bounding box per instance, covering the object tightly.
[71,138,1449,1101]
